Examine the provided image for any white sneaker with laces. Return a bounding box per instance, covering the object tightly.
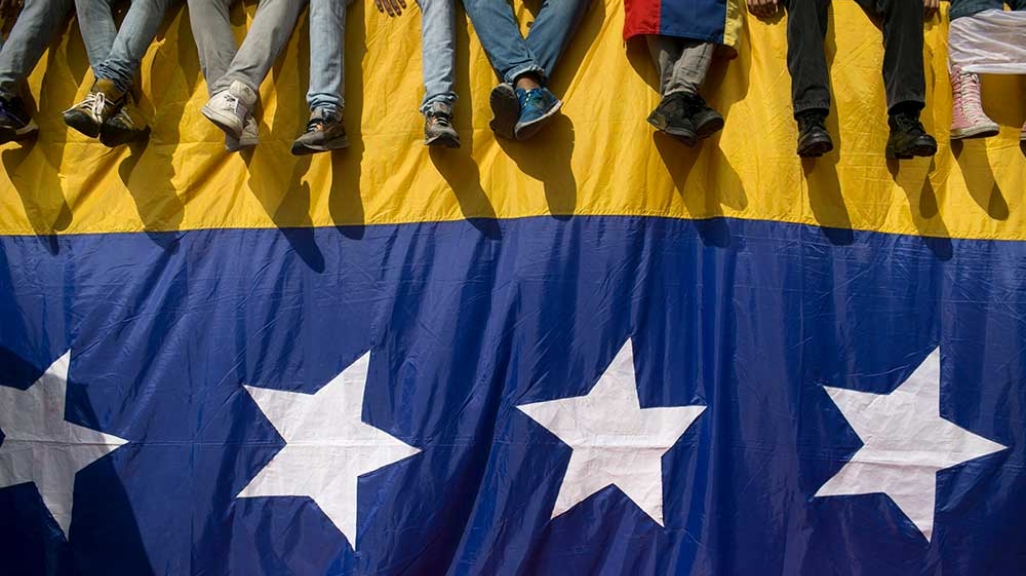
[202,80,257,139]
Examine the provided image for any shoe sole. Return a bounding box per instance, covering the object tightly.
[950,125,1000,140]
[63,111,101,138]
[291,136,350,156]
[797,138,833,158]
[0,122,38,144]
[201,105,244,139]
[695,116,725,140]
[100,125,150,148]
[514,99,563,141]
[489,85,519,140]
[225,136,259,153]
[425,133,460,148]
[886,142,938,160]
[647,113,697,145]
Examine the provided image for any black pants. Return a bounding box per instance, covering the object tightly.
[784,0,926,116]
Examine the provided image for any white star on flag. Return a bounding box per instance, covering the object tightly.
[815,348,1008,541]
[0,352,128,538]
[238,351,420,548]
[517,339,706,526]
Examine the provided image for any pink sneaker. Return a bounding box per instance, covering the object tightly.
[950,65,1000,140]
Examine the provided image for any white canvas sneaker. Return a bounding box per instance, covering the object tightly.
[202,80,257,139]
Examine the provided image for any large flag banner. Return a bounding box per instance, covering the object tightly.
[1,1,1024,575]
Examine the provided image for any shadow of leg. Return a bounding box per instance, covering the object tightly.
[497,114,577,219]
[118,139,185,252]
[2,141,73,254]
[803,137,854,245]
[244,154,324,271]
[429,144,500,239]
[889,159,953,260]
[950,140,1009,220]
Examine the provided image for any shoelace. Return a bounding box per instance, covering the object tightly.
[680,94,709,118]
[304,118,325,134]
[80,92,106,120]
[522,89,546,109]
[429,111,453,127]
[222,93,240,114]
[955,72,987,121]
[893,114,926,135]
[799,113,827,131]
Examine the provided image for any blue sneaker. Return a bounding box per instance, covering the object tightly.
[0,95,38,144]
[513,87,562,140]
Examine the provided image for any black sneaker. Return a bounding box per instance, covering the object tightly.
[0,94,38,144]
[886,111,938,160]
[291,108,349,156]
[100,95,150,147]
[681,93,724,140]
[63,79,125,139]
[647,92,697,145]
[796,110,833,157]
[488,83,519,140]
[424,102,460,148]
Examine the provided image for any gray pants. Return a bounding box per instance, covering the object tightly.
[76,0,180,94]
[646,35,714,97]
[0,0,72,96]
[187,0,306,96]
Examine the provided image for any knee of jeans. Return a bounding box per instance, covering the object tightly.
[948,0,993,19]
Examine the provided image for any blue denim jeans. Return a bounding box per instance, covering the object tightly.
[75,0,180,94]
[307,0,354,115]
[461,0,591,86]
[417,0,457,111]
[0,0,72,96]
[950,0,1025,19]
[190,0,307,97]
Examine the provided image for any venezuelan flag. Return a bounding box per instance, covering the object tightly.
[0,2,1024,575]
[624,0,742,48]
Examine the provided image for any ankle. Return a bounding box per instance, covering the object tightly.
[796,109,827,123]
[889,102,922,120]
[513,73,542,92]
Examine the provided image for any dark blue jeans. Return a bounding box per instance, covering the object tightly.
[784,0,926,116]
[950,0,1025,20]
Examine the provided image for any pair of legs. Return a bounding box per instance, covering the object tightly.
[190,0,306,149]
[76,0,179,94]
[460,0,591,139]
[647,36,714,99]
[194,0,351,155]
[783,0,936,158]
[644,36,724,144]
[785,0,925,117]
[0,0,73,141]
[64,0,180,144]
[947,0,1026,140]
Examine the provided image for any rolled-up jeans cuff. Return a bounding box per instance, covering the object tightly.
[887,97,925,114]
[503,64,545,86]
[420,93,458,113]
[793,101,830,117]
